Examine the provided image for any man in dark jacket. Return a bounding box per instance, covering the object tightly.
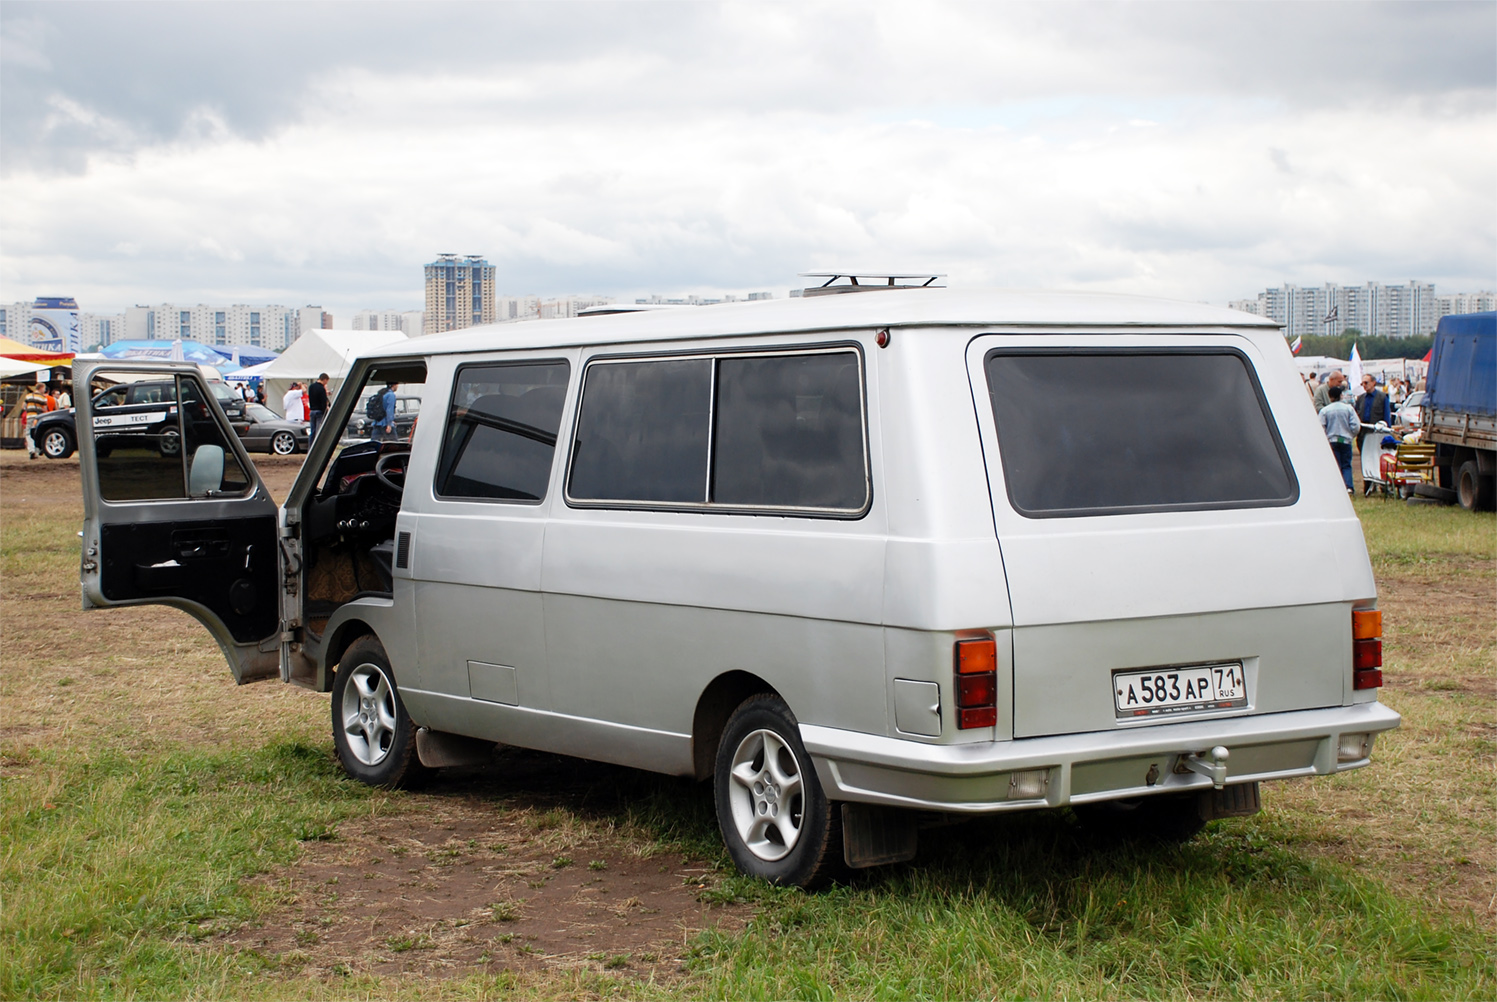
[1356,374,1390,455]
[307,372,330,444]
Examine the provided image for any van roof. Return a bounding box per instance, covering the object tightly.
[366,287,1279,358]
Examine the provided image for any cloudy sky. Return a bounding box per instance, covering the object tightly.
[2,1,1494,319]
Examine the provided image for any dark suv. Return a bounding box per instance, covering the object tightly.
[30,379,246,460]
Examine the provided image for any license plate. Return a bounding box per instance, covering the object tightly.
[1113,663,1246,718]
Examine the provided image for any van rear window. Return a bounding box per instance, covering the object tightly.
[983,350,1297,517]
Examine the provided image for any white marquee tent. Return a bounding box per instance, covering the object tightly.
[228,329,408,416]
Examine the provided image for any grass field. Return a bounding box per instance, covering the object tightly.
[2,452,1493,999]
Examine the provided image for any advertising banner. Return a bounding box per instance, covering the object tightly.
[28,297,82,353]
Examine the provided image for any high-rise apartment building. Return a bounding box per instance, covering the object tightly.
[353,309,425,337]
[1230,281,1447,339]
[111,303,330,351]
[424,254,496,334]
[495,295,614,322]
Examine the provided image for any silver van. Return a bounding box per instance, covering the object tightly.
[74,283,1399,887]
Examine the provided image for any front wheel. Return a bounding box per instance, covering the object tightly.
[40,427,74,459]
[714,694,843,888]
[330,635,431,788]
[270,430,297,455]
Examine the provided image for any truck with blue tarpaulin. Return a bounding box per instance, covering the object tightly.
[1424,311,1495,510]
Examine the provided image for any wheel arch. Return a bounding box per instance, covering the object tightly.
[320,618,377,692]
[692,670,781,781]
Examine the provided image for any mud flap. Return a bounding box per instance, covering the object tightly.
[1198,780,1262,821]
[841,803,918,869]
[415,728,496,769]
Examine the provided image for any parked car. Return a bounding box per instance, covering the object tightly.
[73,283,1399,888]
[238,402,310,455]
[30,378,245,460]
[1394,390,1425,429]
[342,392,421,442]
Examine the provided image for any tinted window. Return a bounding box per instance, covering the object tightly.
[569,358,711,503]
[712,352,866,510]
[94,374,251,501]
[985,350,1297,517]
[435,361,570,501]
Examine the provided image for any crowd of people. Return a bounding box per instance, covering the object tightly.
[1305,368,1423,493]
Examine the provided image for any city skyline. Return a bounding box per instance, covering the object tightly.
[0,3,1491,320]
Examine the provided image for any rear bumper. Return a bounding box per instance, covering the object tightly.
[801,702,1401,813]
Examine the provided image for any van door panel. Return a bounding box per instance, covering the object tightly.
[409,513,549,710]
[76,360,283,685]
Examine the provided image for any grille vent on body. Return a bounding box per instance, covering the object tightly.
[395,531,412,569]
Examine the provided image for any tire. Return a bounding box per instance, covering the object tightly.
[1073,793,1207,843]
[330,635,431,788]
[270,430,297,456]
[158,428,181,457]
[1456,460,1494,512]
[39,427,74,460]
[714,694,843,888]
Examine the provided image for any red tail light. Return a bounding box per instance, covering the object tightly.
[1352,610,1383,690]
[954,638,997,729]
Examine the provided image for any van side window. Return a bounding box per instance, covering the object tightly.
[568,349,869,515]
[712,352,867,509]
[435,360,571,502]
[569,358,712,503]
[984,349,1298,517]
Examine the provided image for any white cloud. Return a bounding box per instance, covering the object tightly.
[0,1,1493,316]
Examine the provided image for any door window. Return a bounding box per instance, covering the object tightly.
[434,360,571,501]
[92,373,252,502]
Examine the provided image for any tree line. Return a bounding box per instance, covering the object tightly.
[1289,330,1432,360]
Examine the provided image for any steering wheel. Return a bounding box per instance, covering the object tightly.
[374,451,409,493]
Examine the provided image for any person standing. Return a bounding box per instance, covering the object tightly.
[373,382,398,442]
[282,382,304,422]
[307,373,330,443]
[21,382,48,458]
[1319,384,1361,493]
[55,385,71,408]
[1355,373,1391,453]
[1313,370,1345,412]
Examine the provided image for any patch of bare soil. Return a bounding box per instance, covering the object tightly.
[224,753,748,980]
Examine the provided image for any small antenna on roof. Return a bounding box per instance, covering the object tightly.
[796,273,946,297]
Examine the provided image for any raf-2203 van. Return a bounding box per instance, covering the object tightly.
[74,279,1399,888]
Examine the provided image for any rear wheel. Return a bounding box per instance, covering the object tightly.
[270,430,297,455]
[1073,793,1207,842]
[40,427,74,459]
[1456,460,1494,511]
[714,694,843,888]
[331,635,430,788]
[158,428,180,457]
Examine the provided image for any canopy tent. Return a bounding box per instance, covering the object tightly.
[0,336,74,365]
[100,339,236,371]
[216,345,279,368]
[0,357,52,380]
[223,359,276,382]
[251,329,409,416]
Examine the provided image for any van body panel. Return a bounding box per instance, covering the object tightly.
[405,689,694,775]
[883,626,1014,742]
[966,330,1380,739]
[540,593,887,736]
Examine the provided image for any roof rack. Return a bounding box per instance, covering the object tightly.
[797,273,946,297]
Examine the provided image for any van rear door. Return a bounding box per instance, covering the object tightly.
[967,333,1375,739]
[76,360,283,684]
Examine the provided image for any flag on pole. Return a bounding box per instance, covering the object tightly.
[1323,305,1338,327]
[1349,342,1364,391]
[1290,335,1302,355]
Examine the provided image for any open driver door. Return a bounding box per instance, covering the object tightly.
[76,359,289,684]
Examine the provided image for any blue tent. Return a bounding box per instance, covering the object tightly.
[99,339,278,374]
[101,339,234,366]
